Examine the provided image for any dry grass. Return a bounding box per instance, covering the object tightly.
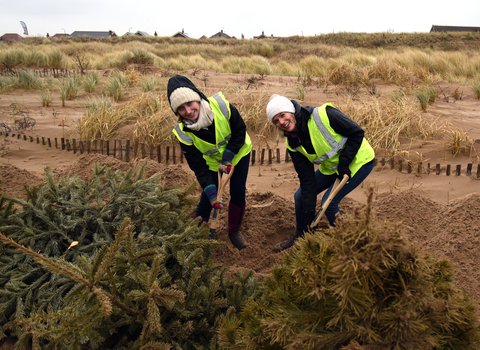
[2,33,479,161]
[76,96,131,141]
[130,93,177,146]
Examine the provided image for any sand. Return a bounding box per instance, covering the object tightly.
[1,69,480,307]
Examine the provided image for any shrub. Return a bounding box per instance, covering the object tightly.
[218,190,480,350]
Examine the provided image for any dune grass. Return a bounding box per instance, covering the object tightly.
[1,32,478,161]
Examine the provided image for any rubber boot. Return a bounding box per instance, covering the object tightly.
[274,228,304,252]
[228,202,249,250]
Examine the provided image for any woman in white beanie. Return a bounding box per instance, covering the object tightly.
[167,75,252,250]
[266,94,375,252]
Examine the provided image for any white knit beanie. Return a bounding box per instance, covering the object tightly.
[169,87,201,113]
[266,95,295,124]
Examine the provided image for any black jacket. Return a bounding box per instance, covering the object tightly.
[167,75,248,189]
[286,100,366,225]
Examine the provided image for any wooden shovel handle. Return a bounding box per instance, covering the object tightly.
[209,167,235,234]
[310,174,349,228]
[217,167,234,202]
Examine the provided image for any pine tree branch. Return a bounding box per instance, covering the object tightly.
[0,232,140,317]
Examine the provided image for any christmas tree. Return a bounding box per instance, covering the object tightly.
[0,162,257,349]
[218,190,480,350]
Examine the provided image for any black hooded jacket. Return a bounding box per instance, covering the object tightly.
[286,100,366,225]
[167,75,248,189]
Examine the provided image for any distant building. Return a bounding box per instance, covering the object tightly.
[430,25,480,32]
[0,33,23,41]
[70,31,117,38]
[52,33,70,38]
[253,31,277,39]
[124,30,151,37]
[210,29,234,39]
[172,29,191,38]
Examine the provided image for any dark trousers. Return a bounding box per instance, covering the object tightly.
[295,160,375,230]
[196,153,250,218]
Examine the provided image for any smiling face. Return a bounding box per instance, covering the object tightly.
[177,101,200,121]
[272,112,297,133]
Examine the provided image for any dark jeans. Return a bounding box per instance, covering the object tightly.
[295,160,375,230]
[196,153,250,218]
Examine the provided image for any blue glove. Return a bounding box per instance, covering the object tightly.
[221,149,235,166]
[204,184,221,209]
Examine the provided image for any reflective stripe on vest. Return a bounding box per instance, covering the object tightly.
[294,106,348,166]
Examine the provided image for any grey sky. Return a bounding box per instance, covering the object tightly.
[1,0,480,39]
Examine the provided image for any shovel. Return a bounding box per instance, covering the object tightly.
[209,166,234,239]
[310,174,349,228]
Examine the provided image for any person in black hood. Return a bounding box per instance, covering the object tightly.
[266,94,375,252]
[167,75,252,250]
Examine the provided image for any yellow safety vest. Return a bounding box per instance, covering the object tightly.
[173,92,252,171]
[286,103,375,177]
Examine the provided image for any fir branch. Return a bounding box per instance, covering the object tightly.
[0,232,140,317]
[94,217,133,284]
[0,232,92,287]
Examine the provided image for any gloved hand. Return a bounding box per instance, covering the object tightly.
[204,184,222,210]
[337,164,351,180]
[305,209,316,228]
[221,149,235,170]
[218,164,233,174]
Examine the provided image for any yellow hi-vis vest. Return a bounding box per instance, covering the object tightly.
[172,92,252,172]
[286,103,375,177]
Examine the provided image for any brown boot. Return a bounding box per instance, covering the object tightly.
[274,229,304,252]
[228,202,249,250]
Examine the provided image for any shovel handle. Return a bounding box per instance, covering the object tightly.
[310,174,349,228]
[209,167,235,238]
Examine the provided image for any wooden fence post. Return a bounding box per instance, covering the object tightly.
[466,163,472,176]
[134,141,139,159]
[125,140,130,162]
[157,145,161,163]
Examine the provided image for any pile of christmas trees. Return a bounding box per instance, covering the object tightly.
[0,163,256,349]
[1,164,479,349]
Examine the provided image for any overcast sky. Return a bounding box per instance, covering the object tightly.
[1,0,480,39]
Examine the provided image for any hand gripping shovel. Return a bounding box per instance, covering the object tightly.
[310,174,349,228]
[209,167,234,239]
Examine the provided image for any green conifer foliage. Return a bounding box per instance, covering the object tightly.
[218,191,480,350]
[0,162,257,349]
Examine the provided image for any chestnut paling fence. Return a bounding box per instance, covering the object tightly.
[1,131,480,178]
